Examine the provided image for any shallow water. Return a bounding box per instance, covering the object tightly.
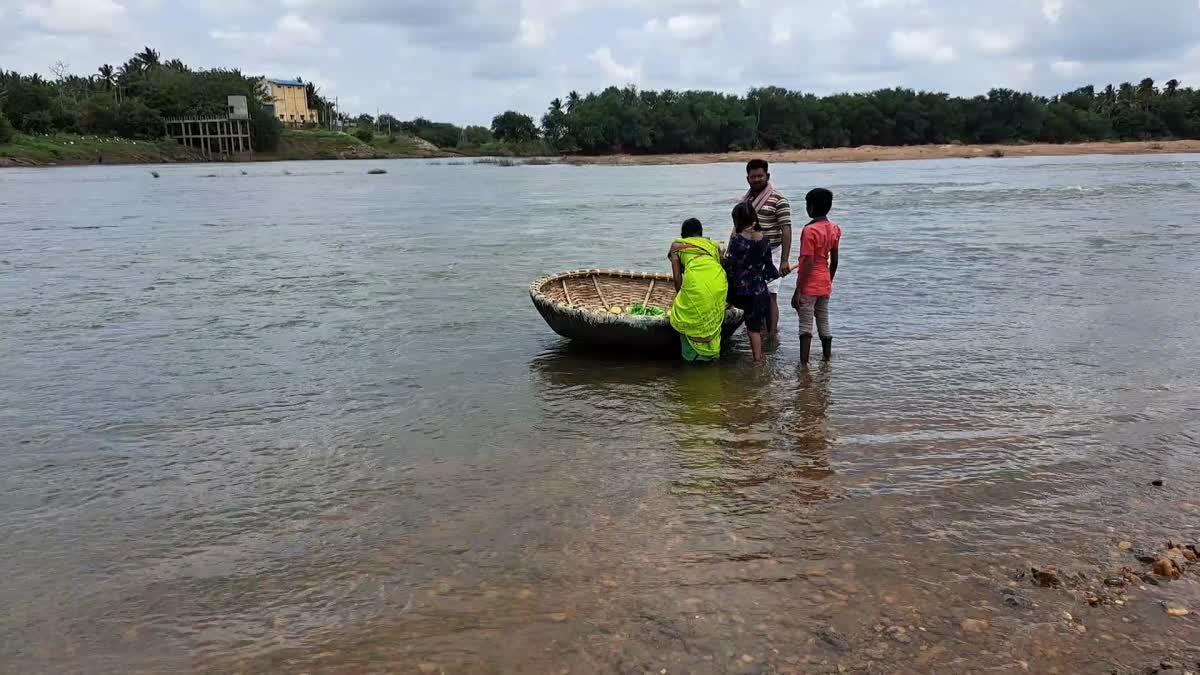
[2,155,1199,674]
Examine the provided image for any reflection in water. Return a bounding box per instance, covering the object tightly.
[667,363,835,506]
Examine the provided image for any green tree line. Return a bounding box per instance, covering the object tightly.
[537,79,1200,154]
[0,47,283,150]
[319,77,1200,156]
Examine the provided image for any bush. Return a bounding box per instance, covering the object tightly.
[0,113,14,144]
[115,100,165,139]
[251,107,283,151]
[80,96,120,135]
[50,100,80,134]
[459,125,493,147]
[352,124,374,142]
[21,109,53,134]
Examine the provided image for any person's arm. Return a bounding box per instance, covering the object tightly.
[777,198,793,276]
[791,225,814,309]
[829,247,839,283]
[670,253,683,292]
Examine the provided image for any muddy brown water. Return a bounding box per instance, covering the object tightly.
[2,156,1199,674]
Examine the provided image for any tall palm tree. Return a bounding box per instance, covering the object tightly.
[164,58,189,73]
[1136,77,1156,109]
[566,90,580,113]
[1117,82,1135,109]
[97,64,115,90]
[1165,79,1180,98]
[136,47,161,71]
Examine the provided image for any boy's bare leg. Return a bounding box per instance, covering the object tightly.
[768,294,779,335]
[799,334,813,366]
[821,337,833,361]
[750,331,764,362]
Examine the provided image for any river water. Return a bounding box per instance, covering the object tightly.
[2,155,1199,674]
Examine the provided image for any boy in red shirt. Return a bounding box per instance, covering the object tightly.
[791,188,842,365]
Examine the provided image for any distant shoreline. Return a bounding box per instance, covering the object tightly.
[3,137,1198,169]
[555,139,1200,166]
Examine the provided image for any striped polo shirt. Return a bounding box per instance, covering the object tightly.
[742,190,792,249]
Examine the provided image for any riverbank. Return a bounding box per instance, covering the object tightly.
[0,129,454,167]
[5,134,1199,168]
[559,139,1200,166]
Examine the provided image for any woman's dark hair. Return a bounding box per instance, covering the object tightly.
[731,201,759,233]
[681,218,703,238]
[806,188,833,218]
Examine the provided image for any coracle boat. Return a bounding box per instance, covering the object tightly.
[529,270,744,350]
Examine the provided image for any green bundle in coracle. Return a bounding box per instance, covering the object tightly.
[626,303,665,316]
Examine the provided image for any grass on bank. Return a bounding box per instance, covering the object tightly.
[266,129,451,161]
[0,128,453,165]
[0,132,198,165]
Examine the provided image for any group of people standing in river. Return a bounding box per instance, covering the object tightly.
[667,159,842,364]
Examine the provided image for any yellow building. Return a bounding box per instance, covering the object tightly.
[262,78,317,126]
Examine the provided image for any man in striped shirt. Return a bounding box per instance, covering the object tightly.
[736,159,792,336]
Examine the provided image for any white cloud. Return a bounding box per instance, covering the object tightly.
[858,0,924,8]
[1051,59,1085,77]
[970,29,1021,56]
[588,46,640,83]
[770,22,792,45]
[210,12,325,60]
[1041,0,1064,23]
[276,13,321,44]
[516,18,549,47]
[889,29,956,64]
[664,13,720,41]
[639,13,721,43]
[20,0,127,35]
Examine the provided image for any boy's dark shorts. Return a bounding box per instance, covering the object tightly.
[731,293,770,333]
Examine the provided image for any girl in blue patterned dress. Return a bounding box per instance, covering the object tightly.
[724,202,780,362]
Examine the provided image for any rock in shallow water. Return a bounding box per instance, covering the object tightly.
[1031,566,1062,588]
[1003,590,1035,609]
[960,618,989,635]
[816,626,851,652]
[1152,558,1182,579]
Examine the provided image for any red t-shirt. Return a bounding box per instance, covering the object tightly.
[798,219,841,296]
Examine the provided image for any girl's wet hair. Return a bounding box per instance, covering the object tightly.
[731,201,759,233]
[681,218,703,238]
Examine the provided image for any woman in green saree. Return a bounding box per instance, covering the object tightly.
[668,218,729,362]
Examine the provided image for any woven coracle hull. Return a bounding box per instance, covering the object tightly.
[529,270,744,350]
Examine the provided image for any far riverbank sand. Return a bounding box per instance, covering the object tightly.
[558,139,1200,166]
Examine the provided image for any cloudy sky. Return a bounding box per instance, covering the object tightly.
[3,0,1199,124]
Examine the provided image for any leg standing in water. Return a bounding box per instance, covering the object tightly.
[792,188,842,366]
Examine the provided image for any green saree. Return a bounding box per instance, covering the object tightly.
[668,237,728,361]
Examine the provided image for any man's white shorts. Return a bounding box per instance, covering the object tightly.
[767,272,792,295]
